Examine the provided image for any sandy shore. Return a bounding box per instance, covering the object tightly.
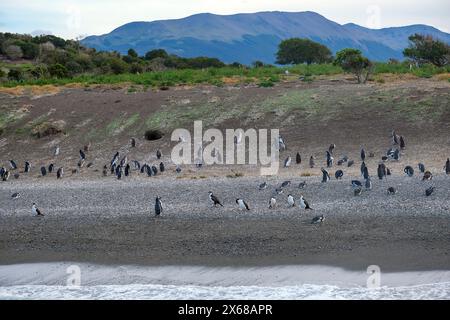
[1,174,449,272]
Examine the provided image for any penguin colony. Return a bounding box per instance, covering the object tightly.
[2,130,449,223]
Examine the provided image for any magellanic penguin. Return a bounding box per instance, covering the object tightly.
[309,156,315,168]
[56,167,64,179]
[9,160,17,170]
[365,177,372,190]
[25,161,31,173]
[351,180,362,188]
[425,186,434,197]
[155,197,163,216]
[354,188,362,196]
[311,215,324,224]
[32,203,44,216]
[269,197,276,209]
[124,164,131,177]
[284,156,291,168]
[236,198,250,211]
[328,144,336,154]
[281,180,291,188]
[208,191,223,207]
[361,148,366,161]
[2,170,10,181]
[156,149,162,160]
[299,195,312,210]
[362,166,369,180]
[111,152,119,167]
[11,192,20,199]
[404,166,414,177]
[422,171,433,181]
[287,194,295,207]
[387,187,397,195]
[335,170,344,180]
[321,168,330,183]
[40,166,47,177]
[159,162,165,173]
[445,158,450,174]
[296,153,301,164]
[377,163,387,180]
[259,182,268,190]
[418,163,425,173]
[298,181,307,189]
[79,149,86,161]
[130,138,136,148]
[326,151,333,168]
[48,163,54,173]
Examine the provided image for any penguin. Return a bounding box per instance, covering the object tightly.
[298,181,307,189]
[328,144,336,154]
[445,158,450,174]
[377,163,386,180]
[40,166,47,177]
[311,215,324,224]
[287,194,295,207]
[56,167,63,179]
[274,187,283,195]
[151,165,158,175]
[176,165,182,174]
[362,166,369,180]
[361,148,366,161]
[393,149,400,161]
[326,151,333,168]
[404,166,414,177]
[296,152,301,164]
[32,203,44,216]
[321,168,330,183]
[381,156,388,161]
[351,180,362,188]
[236,198,250,211]
[159,162,165,173]
[281,180,291,188]
[208,191,223,207]
[284,156,291,168]
[365,177,372,190]
[400,136,405,149]
[155,196,163,216]
[111,152,119,167]
[354,188,362,196]
[391,130,399,145]
[2,170,10,181]
[422,171,433,181]
[347,160,354,167]
[337,159,345,166]
[130,138,136,148]
[120,156,128,167]
[299,195,312,210]
[116,166,122,180]
[269,197,276,209]
[387,187,397,195]
[25,161,31,173]
[9,160,17,170]
[278,135,286,151]
[156,149,162,160]
[309,156,315,168]
[386,167,392,176]
[360,162,366,176]
[418,163,425,173]
[124,163,130,177]
[11,192,20,199]
[54,145,60,156]
[79,149,86,161]
[0,167,4,178]
[335,170,344,180]
[259,182,268,190]
[48,163,54,173]
[102,165,108,177]
[425,186,434,197]
[131,160,140,170]
[146,165,153,177]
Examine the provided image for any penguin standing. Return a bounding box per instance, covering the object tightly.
[25,161,31,173]
[377,163,386,180]
[236,198,250,211]
[57,167,64,179]
[111,152,119,167]
[159,162,165,173]
[284,156,291,168]
[48,163,54,173]
[321,168,330,183]
[287,194,295,207]
[269,197,276,209]
[362,166,369,180]
[328,144,336,154]
[299,195,312,210]
[208,191,223,207]
[445,158,450,174]
[296,152,301,164]
[9,160,17,170]
[155,197,163,216]
[361,148,366,161]
[79,149,86,161]
[418,163,425,173]
[365,177,372,190]
[156,150,162,160]
[326,151,333,168]
[32,203,44,216]
[309,156,315,168]
[130,138,136,148]
[124,164,131,177]
[40,166,47,177]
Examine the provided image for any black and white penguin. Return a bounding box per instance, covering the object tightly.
[281,180,291,188]
[11,192,20,199]
[79,149,86,161]
[391,130,400,145]
[326,151,333,168]
[176,165,181,174]
[361,148,366,161]
[40,166,47,176]
[299,195,312,210]
[274,187,283,195]
[351,180,362,188]
[156,149,162,160]
[321,168,330,183]
[311,215,324,224]
[2,170,10,181]
[386,167,392,176]
[24,161,31,173]
[362,166,369,180]
[425,186,434,197]
[124,163,131,177]
[146,164,153,177]
[208,191,223,207]
[57,167,63,179]
[116,166,122,180]
[347,160,354,167]
[48,163,54,173]
[387,187,397,195]
[404,166,414,177]
[130,138,136,148]
[151,165,158,175]
[155,196,163,216]
[259,182,268,190]
[9,160,17,170]
[377,163,386,180]
[328,144,336,155]
[365,177,372,190]
[159,162,165,173]
[32,203,44,216]
[0,167,5,178]
[120,155,128,167]
[418,163,425,173]
[309,156,315,168]
[111,152,119,167]
[422,171,433,181]
[445,158,450,174]
[111,163,116,174]
[298,181,307,189]
[296,152,301,164]
[360,162,366,176]
[278,136,286,151]
[132,160,140,170]
[236,198,250,211]
[287,194,295,207]
[284,156,291,168]
[335,170,344,180]
[269,197,276,209]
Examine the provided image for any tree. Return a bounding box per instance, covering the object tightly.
[8,69,24,81]
[252,60,265,68]
[334,48,372,83]
[5,45,23,60]
[144,49,168,61]
[403,34,449,67]
[127,48,138,58]
[48,63,68,78]
[276,38,332,65]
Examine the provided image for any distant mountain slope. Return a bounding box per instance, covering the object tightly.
[81,11,450,64]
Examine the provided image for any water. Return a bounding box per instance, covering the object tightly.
[1,282,449,300]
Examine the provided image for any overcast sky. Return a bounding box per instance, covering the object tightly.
[1,0,449,39]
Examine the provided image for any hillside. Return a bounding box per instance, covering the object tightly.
[81,11,450,64]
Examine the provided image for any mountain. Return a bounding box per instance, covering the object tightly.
[81,11,450,64]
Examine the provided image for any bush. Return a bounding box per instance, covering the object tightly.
[276,38,332,65]
[334,48,372,83]
[48,63,68,78]
[8,69,24,81]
